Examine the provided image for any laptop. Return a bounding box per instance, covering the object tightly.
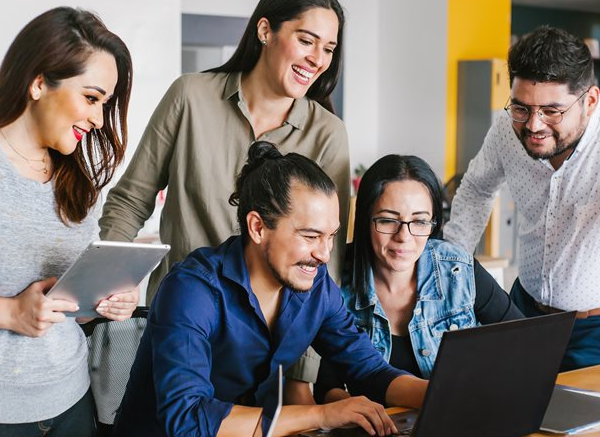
[253,364,283,437]
[301,311,576,437]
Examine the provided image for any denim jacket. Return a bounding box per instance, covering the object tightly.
[341,239,477,379]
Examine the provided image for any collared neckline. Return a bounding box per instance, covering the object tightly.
[223,72,308,131]
[221,235,252,292]
[415,240,444,301]
[355,267,378,310]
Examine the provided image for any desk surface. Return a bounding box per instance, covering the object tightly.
[385,364,600,436]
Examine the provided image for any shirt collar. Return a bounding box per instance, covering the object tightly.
[221,235,252,291]
[355,267,379,310]
[569,104,600,158]
[222,72,309,131]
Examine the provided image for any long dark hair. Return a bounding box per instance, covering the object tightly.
[352,155,444,297]
[209,0,344,113]
[509,26,595,94]
[229,141,337,239]
[0,7,132,223]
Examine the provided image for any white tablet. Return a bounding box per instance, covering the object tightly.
[46,241,170,317]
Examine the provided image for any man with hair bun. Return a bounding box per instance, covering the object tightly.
[445,26,600,371]
[113,141,428,437]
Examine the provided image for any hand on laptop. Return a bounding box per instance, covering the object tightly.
[318,396,398,436]
[0,277,79,337]
[95,286,140,321]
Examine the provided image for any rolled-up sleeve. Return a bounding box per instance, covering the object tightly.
[150,270,233,437]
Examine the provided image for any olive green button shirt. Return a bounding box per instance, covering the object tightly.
[99,72,350,303]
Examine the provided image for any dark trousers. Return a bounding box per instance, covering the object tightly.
[510,278,600,371]
[0,389,97,437]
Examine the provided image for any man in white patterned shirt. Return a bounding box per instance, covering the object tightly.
[444,26,600,371]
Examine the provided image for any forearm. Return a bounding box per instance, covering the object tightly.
[99,180,158,241]
[444,178,498,252]
[217,404,324,437]
[0,297,15,331]
[323,388,350,403]
[444,132,506,253]
[385,375,428,409]
[272,405,326,436]
[473,260,524,323]
[284,379,316,405]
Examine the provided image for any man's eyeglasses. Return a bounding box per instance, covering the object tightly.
[504,87,590,125]
[372,217,436,237]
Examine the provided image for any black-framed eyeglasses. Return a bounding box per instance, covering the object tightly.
[504,87,590,125]
[372,217,436,237]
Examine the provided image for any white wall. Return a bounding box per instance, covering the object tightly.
[340,0,380,175]
[0,0,181,172]
[377,0,448,178]
[181,0,254,17]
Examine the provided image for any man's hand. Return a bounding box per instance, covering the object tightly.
[0,277,79,337]
[95,286,140,321]
[318,396,398,436]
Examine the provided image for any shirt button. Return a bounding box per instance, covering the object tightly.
[420,349,431,357]
[449,324,459,331]
[414,307,422,316]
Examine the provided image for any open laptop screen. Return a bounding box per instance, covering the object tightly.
[412,311,575,437]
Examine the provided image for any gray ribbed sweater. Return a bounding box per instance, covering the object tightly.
[0,148,97,423]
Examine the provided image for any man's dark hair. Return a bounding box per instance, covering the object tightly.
[229,141,337,238]
[208,0,345,113]
[508,26,595,94]
[351,154,444,298]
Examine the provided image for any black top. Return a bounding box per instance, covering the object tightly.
[313,259,523,403]
[389,334,422,378]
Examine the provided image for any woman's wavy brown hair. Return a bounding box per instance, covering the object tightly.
[0,7,132,223]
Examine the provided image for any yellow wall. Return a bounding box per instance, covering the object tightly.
[445,0,512,181]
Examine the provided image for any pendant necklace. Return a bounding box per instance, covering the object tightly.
[0,129,48,174]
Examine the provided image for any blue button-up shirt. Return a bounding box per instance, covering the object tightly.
[113,236,406,437]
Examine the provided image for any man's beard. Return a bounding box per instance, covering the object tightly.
[265,244,321,294]
[515,116,586,160]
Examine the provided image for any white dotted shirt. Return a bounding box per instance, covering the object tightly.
[445,107,600,311]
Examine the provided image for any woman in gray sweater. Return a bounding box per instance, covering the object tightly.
[0,8,136,437]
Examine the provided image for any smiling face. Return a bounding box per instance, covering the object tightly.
[510,78,597,163]
[260,182,340,293]
[257,7,338,100]
[370,180,433,276]
[28,50,118,155]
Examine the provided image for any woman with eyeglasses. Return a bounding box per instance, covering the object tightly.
[313,154,523,404]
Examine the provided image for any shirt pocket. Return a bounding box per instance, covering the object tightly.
[428,310,475,339]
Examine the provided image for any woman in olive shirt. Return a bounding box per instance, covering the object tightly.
[99,0,350,306]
